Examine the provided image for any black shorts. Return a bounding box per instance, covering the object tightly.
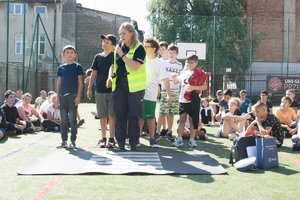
[179,103,193,116]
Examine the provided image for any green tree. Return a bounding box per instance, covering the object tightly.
[147,0,260,92]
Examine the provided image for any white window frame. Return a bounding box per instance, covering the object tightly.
[15,34,24,54]
[38,34,46,55]
[33,34,46,55]
[34,6,47,14]
[10,3,24,15]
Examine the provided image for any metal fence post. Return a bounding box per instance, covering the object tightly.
[249,17,253,96]
[22,1,26,91]
[286,18,289,77]
[35,14,40,97]
[5,0,10,91]
[212,16,216,93]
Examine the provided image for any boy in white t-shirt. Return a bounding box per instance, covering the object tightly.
[139,38,172,147]
[156,41,169,137]
[172,55,207,147]
[159,44,183,142]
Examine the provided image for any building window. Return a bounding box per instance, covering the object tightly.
[34,34,46,55]
[15,34,24,54]
[39,35,46,55]
[34,6,47,14]
[9,3,24,15]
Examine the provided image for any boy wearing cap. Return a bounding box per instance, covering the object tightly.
[87,34,116,148]
[56,45,84,149]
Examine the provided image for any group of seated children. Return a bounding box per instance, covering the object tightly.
[0,90,62,140]
[211,88,299,149]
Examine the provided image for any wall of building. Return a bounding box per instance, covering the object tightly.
[246,0,299,62]
[76,5,130,71]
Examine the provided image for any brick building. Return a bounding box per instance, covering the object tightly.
[246,0,300,62]
[76,4,130,70]
[0,0,131,103]
[244,0,300,96]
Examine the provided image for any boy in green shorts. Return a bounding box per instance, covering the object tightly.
[139,38,172,147]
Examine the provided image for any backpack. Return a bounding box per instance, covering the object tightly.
[229,136,256,165]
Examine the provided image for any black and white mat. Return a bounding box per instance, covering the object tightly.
[18,150,227,175]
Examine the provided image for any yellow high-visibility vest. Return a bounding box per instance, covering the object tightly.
[112,42,146,93]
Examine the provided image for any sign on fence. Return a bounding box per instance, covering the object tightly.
[267,76,300,96]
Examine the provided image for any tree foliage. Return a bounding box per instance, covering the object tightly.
[147,0,260,91]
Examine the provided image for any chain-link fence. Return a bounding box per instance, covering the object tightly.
[0,0,130,103]
[151,15,300,99]
[1,1,299,103]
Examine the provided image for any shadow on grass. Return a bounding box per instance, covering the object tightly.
[269,164,299,175]
[279,146,300,154]
[174,174,215,183]
[66,147,114,164]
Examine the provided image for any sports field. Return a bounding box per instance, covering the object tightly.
[0,103,299,200]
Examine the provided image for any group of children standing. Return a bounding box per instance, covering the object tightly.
[83,30,208,150]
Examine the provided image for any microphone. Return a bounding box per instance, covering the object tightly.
[118,39,123,48]
[116,39,126,60]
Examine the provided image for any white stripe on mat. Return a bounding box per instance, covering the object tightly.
[83,152,168,174]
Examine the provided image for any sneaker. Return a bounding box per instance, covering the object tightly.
[107,138,116,148]
[77,119,85,127]
[160,129,168,137]
[69,142,77,150]
[99,138,107,148]
[130,146,138,151]
[154,133,161,141]
[172,138,183,147]
[118,142,126,151]
[214,130,222,138]
[291,141,300,151]
[140,131,147,137]
[46,127,54,132]
[57,141,68,148]
[33,127,41,132]
[189,139,198,148]
[165,132,175,142]
[137,139,141,147]
[6,130,17,136]
[149,139,159,148]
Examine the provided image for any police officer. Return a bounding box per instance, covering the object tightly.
[107,22,146,151]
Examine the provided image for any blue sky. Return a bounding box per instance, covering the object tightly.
[77,0,151,36]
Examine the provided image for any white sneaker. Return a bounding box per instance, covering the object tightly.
[189,139,198,148]
[172,138,184,147]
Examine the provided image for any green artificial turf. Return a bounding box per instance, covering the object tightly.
[0,103,299,200]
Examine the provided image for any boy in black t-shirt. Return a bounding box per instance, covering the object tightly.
[56,45,84,149]
[87,34,116,148]
[260,90,273,113]
[246,100,283,147]
[2,90,26,135]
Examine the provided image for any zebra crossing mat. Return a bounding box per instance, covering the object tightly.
[18,150,227,175]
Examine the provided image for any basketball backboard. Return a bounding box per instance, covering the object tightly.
[177,42,206,60]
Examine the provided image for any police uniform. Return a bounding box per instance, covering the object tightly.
[112,42,146,150]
